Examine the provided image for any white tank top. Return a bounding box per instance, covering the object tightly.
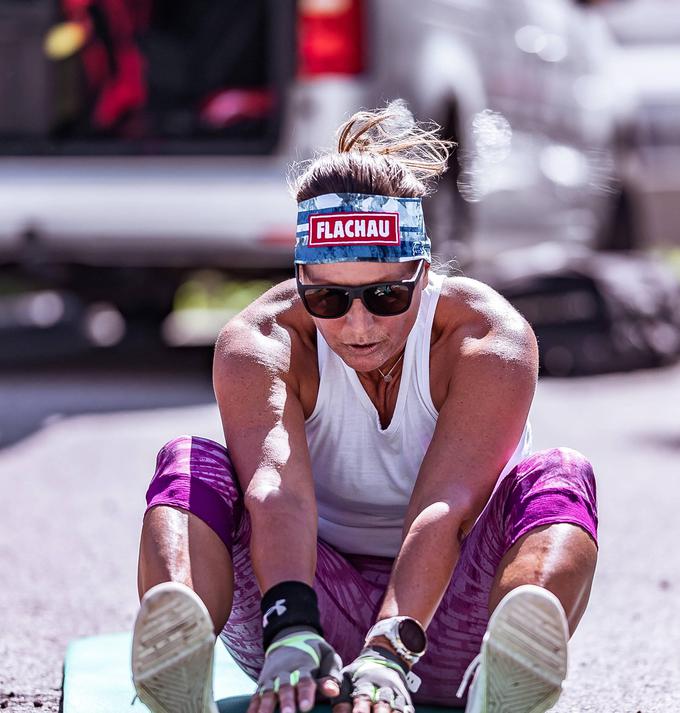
[304,271,532,557]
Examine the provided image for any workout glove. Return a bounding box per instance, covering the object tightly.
[334,646,418,713]
[256,625,343,698]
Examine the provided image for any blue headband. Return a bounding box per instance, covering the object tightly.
[295,192,430,264]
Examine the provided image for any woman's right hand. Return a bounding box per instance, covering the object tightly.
[248,625,343,713]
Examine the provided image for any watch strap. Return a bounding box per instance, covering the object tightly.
[365,617,395,641]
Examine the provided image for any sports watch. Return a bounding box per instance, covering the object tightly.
[364,616,428,666]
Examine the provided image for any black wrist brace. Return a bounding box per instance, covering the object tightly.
[260,580,323,650]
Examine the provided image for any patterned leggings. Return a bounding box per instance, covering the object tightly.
[144,436,598,707]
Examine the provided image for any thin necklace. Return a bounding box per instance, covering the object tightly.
[377,351,405,383]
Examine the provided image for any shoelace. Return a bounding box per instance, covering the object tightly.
[455,653,482,699]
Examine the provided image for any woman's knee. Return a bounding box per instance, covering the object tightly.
[146,434,244,557]
[153,435,238,487]
[502,447,598,552]
[155,434,232,475]
[513,447,596,494]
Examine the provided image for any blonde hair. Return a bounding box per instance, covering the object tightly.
[290,99,454,202]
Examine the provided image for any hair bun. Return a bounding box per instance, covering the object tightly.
[290,99,455,202]
[336,99,453,185]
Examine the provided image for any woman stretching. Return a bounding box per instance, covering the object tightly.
[132,101,598,713]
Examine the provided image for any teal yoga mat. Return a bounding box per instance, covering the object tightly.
[63,632,462,713]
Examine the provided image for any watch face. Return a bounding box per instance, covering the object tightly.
[398,618,427,654]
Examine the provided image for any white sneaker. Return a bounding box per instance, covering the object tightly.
[456,584,569,713]
[132,581,219,713]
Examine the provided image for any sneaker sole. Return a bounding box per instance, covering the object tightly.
[483,584,569,713]
[132,582,218,713]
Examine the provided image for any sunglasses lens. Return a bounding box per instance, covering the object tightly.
[364,284,411,316]
[303,287,350,318]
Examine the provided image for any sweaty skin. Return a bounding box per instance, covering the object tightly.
[262,262,476,427]
[214,261,539,713]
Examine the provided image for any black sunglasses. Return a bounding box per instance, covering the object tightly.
[295,260,425,319]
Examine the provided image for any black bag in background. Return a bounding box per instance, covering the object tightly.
[472,250,680,376]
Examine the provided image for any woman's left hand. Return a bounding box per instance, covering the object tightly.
[330,646,415,713]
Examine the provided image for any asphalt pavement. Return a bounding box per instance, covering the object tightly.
[0,350,678,712]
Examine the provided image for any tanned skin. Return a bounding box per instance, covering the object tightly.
[139,260,597,713]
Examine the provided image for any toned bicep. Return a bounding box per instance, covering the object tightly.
[212,323,316,507]
[406,320,538,536]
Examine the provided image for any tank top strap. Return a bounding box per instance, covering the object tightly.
[414,271,445,419]
[306,329,333,424]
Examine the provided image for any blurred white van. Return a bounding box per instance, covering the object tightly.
[592,0,680,248]
[0,0,632,318]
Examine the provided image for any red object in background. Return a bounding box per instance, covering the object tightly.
[60,0,150,131]
[199,88,275,129]
[92,44,146,130]
[298,0,365,77]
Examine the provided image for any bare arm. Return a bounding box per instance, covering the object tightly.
[370,286,538,640]
[213,312,317,593]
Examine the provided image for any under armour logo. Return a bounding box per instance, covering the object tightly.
[262,599,287,628]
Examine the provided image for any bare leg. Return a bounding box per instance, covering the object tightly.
[137,504,234,635]
[488,523,598,636]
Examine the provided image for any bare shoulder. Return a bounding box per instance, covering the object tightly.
[213,278,316,391]
[435,274,537,364]
[211,279,319,502]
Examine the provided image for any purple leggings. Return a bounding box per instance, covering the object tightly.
[145,436,598,707]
